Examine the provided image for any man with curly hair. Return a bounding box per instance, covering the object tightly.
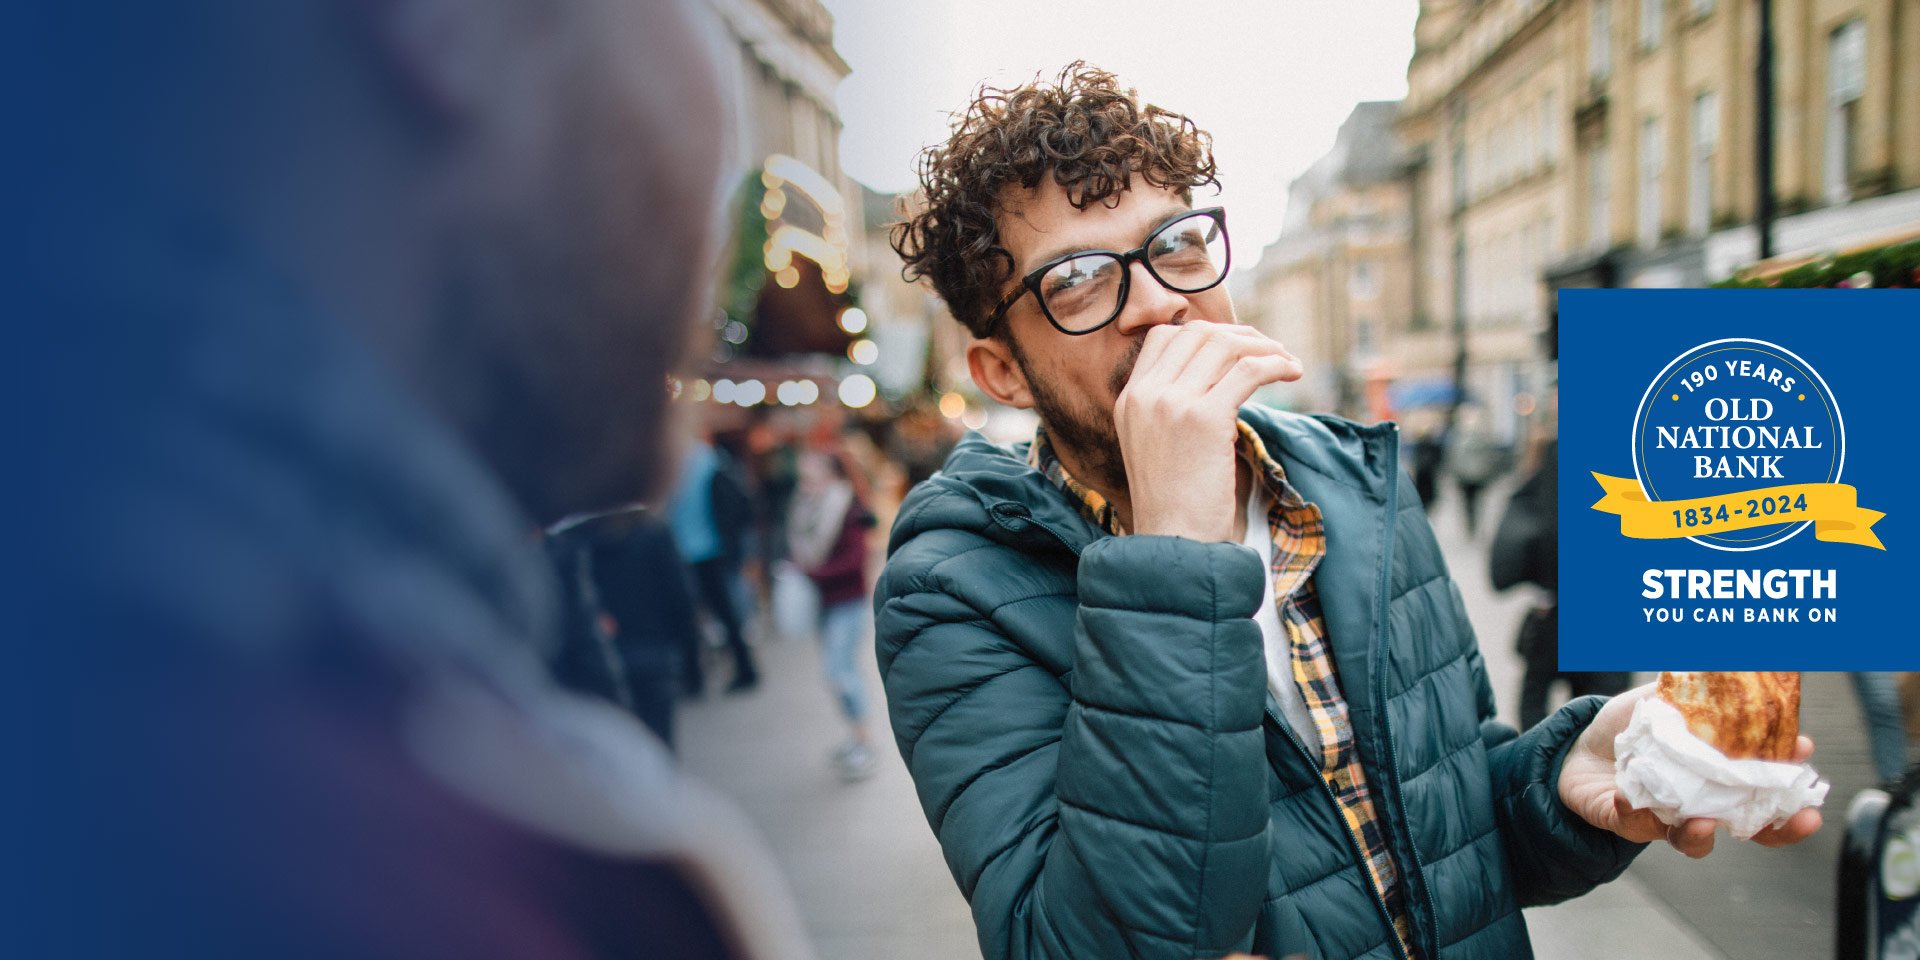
[875,64,1819,960]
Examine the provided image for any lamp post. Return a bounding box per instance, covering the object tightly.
[1756,0,1777,261]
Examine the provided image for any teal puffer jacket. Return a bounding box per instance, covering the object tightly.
[875,406,1645,960]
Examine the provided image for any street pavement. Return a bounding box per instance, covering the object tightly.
[679,473,1887,960]
[679,575,976,960]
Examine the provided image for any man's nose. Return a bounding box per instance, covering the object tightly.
[1111,259,1188,337]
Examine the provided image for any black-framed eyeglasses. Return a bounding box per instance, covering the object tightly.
[986,206,1231,336]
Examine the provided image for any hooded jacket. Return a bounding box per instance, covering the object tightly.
[874,405,1644,960]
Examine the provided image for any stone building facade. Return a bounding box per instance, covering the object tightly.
[1395,0,1918,441]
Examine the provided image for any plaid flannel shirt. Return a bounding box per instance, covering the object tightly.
[1029,420,1419,958]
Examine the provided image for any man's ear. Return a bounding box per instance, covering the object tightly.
[967,336,1035,410]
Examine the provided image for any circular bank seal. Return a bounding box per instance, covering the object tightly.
[1631,338,1844,552]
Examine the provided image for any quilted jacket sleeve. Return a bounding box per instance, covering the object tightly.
[1470,652,1647,907]
[876,532,1273,960]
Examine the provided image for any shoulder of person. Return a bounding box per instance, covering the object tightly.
[886,474,1000,559]
[887,432,1058,539]
[879,448,1073,606]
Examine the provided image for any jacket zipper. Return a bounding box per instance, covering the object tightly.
[1265,704,1412,960]
[1021,510,1399,954]
[1370,424,1441,959]
[1017,491,1423,958]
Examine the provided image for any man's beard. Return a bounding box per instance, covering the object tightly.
[1007,334,1144,496]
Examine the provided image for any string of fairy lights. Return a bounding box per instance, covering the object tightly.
[677,154,991,428]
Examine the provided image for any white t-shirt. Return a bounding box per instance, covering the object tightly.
[1242,485,1318,746]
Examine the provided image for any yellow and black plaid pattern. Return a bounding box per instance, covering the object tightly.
[1030,420,1418,958]
[1028,424,1125,534]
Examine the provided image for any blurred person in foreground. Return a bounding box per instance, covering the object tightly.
[788,447,880,781]
[875,64,1819,960]
[16,1,808,957]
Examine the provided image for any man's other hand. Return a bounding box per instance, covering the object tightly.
[1555,683,1823,858]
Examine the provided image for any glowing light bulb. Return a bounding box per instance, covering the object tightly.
[838,374,876,409]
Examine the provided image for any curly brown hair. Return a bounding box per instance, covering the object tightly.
[889,63,1219,339]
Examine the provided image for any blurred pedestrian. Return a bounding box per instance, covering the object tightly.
[668,434,762,693]
[1850,672,1913,787]
[548,506,703,746]
[18,1,812,956]
[544,521,638,711]
[746,412,801,566]
[887,406,964,492]
[1905,673,1920,743]
[1410,424,1446,510]
[788,448,879,781]
[1446,403,1507,537]
[1492,422,1631,728]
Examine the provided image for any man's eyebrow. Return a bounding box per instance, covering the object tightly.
[1018,205,1195,277]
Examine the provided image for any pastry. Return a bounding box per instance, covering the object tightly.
[1656,671,1800,761]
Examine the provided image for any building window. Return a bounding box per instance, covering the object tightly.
[1351,194,1378,226]
[1486,132,1498,193]
[1689,92,1718,235]
[1350,259,1380,300]
[1465,138,1478,200]
[1590,0,1613,82]
[788,91,819,178]
[1691,0,1714,18]
[1451,140,1468,211]
[1451,236,1468,327]
[1354,317,1376,353]
[1640,0,1662,51]
[1825,19,1867,204]
[1507,117,1521,183]
[1638,117,1663,247]
[1588,141,1611,249]
[1542,92,1559,165]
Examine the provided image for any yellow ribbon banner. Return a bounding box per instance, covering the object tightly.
[1589,473,1886,550]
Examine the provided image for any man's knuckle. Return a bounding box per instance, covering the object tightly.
[1170,401,1200,424]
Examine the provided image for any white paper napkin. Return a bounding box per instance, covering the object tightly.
[1613,696,1829,840]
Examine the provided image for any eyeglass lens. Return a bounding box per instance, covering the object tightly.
[1036,211,1228,333]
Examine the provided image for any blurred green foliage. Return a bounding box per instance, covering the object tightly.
[724,172,771,326]
[1714,237,1920,289]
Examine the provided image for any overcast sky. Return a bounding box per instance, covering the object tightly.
[820,0,1420,273]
